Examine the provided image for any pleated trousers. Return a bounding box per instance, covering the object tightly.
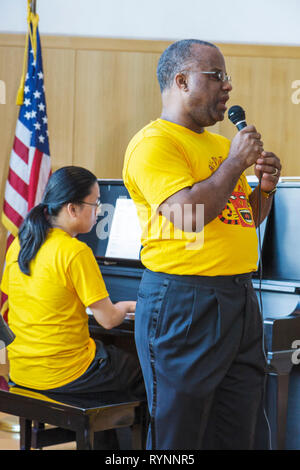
[135,269,268,450]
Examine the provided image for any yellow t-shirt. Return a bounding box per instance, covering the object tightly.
[123,118,258,276]
[0,228,108,390]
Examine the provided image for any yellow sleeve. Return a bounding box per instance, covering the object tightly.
[126,136,195,206]
[68,246,109,307]
[0,265,8,295]
[0,238,19,295]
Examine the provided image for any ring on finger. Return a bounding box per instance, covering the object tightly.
[271,168,279,176]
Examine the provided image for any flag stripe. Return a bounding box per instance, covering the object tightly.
[9,149,30,184]
[8,168,29,200]
[6,233,15,250]
[1,213,19,238]
[3,200,25,229]
[28,148,43,210]
[4,181,28,216]
[13,136,29,164]
[15,119,31,146]
[34,153,51,206]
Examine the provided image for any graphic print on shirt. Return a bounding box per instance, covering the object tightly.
[218,184,254,227]
[208,156,255,228]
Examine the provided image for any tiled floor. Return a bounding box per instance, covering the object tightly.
[0,412,76,450]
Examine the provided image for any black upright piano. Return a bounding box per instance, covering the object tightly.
[250,179,300,450]
[78,178,300,450]
[78,180,144,354]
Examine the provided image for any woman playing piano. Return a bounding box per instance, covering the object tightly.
[0,166,144,399]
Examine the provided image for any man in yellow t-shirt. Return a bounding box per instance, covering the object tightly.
[123,39,281,450]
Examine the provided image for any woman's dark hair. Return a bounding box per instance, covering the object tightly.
[18,166,97,275]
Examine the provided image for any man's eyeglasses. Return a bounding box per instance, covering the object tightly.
[199,70,231,83]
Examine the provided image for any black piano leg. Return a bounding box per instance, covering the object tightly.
[266,373,290,450]
[76,425,94,450]
[277,374,290,449]
[20,417,32,450]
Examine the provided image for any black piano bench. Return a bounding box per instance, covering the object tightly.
[0,379,147,450]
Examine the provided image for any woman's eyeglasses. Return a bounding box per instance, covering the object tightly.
[78,198,102,213]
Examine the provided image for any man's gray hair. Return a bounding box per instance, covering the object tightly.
[157,39,217,93]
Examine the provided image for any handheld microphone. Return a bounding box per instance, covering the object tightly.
[228,105,247,131]
[228,104,263,179]
[228,103,271,448]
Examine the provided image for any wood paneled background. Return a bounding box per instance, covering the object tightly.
[0,34,300,272]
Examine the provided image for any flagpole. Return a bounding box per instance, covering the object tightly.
[1,0,50,437]
[31,0,37,14]
[1,0,39,438]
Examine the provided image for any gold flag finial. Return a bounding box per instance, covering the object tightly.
[16,0,39,105]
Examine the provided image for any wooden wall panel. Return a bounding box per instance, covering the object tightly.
[218,54,300,176]
[0,45,24,274]
[0,34,300,278]
[73,50,161,177]
[42,48,75,170]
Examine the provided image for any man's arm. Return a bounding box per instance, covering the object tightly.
[159,125,264,230]
[249,186,274,227]
[159,156,246,230]
[249,187,273,227]
[159,130,281,232]
[249,151,281,227]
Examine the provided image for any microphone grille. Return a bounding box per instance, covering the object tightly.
[228,105,246,125]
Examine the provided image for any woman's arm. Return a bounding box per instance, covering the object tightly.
[88,297,136,330]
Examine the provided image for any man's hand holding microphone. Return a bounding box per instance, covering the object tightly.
[228,105,281,194]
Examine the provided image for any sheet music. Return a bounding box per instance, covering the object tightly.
[105,198,142,260]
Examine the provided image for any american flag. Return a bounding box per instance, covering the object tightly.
[1,25,51,321]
